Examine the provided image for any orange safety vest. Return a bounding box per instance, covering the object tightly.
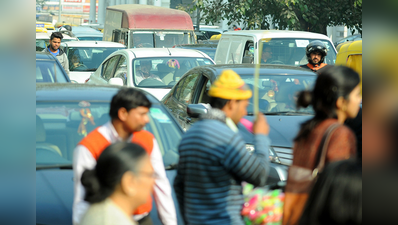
[78,128,154,215]
[305,63,327,72]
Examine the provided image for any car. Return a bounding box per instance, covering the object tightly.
[61,41,126,83]
[36,83,183,225]
[162,64,318,166]
[36,52,70,83]
[35,83,285,225]
[36,32,79,51]
[71,26,104,41]
[173,43,218,60]
[334,34,362,48]
[86,48,215,100]
[214,30,337,66]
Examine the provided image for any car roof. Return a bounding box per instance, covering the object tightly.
[74,33,104,37]
[61,41,126,48]
[36,52,56,60]
[36,32,50,39]
[188,64,317,80]
[120,48,210,58]
[174,43,218,48]
[221,30,331,40]
[36,83,159,103]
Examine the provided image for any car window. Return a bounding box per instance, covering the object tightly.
[36,59,68,83]
[113,56,127,85]
[66,47,125,72]
[176,73,200,105]
[102,56,120,81]
[259,38,336,66]
[198,79,211,104]
[36,39,49,51]
[36,101,181,168]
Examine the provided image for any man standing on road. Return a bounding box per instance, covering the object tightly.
[42,32,70,76]
[300,41,328,72]
[73,88,177,225]
[174,70,271,225]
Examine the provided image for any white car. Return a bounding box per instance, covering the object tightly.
[61,41,126,83]
[87,48,215,100]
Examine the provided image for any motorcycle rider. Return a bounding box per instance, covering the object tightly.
[300,41,328,72]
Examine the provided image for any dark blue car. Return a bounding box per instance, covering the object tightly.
[36,52,71,83]
[36,83,183,225]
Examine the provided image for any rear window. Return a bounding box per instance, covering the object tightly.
[36,59,68,83]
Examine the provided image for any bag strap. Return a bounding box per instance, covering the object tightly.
[312,123,340,177]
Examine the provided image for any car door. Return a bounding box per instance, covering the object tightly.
[169,72,201,130]
[101,55,121,83]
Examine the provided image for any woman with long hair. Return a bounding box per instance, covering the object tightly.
[79,142,155,225]
[283,65,362,225]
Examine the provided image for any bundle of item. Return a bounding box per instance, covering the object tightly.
[242,182,284,225]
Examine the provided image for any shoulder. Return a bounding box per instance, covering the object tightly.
[184,119,235,139]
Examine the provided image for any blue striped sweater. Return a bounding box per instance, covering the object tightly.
[174,118,270,225]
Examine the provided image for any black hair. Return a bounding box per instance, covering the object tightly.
[50,32,63,40]
[299,159,362,225]
[109,88,151,120]
[294,66,360,142]
[81,142,148,204]
[209,96,230,109]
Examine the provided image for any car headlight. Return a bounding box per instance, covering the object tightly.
[245,144,282,164]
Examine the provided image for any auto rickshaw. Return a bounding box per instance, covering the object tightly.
[335,40,362,94]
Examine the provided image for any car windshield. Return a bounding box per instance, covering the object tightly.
[36,39,49,51]
[36,102,181,168]
[240,74,316,114]
[131,31,194,48]
[36,59,68,83]
[77,36,103,41]
[259,38,336,66]
[133,57,213,87]
[66,47,125,71]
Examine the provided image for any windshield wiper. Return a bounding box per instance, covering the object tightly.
[165,163,178,170]
[263,111,313,115]
[36,164,73,170]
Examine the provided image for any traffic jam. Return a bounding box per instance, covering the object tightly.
[36,3,362,225]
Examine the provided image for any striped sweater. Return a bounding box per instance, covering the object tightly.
[174,116,270,225]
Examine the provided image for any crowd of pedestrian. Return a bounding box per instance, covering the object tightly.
[71,40,362,225]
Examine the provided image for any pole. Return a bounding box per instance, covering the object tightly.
[154,0,161,7]
[89,0,96,23]
[58,0,62,23]
[139,0,147,5]
[196,0,200,31]
[116,0,121,5]
[98,0,106,26]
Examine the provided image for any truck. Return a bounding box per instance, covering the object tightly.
[103,4,196,49]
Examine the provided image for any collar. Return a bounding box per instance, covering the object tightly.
[105,121,132,142]
[226,118,238,132]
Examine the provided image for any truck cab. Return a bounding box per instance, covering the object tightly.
[103,4,196,48]
[214,30,337,67]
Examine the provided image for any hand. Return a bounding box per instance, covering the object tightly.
[252,112,270,135]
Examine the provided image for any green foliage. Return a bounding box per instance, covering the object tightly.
[181,0,362,35]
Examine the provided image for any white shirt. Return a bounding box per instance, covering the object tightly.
[73,122,177,225]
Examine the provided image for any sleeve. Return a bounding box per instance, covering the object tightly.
[326,126,357,162]
[72,145,96,225]
[223,133,271,187]
[151,139,177,225]
[64,54,70,76]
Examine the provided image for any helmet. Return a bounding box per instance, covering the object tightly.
[306,41,327,64]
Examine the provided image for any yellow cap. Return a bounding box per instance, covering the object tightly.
[208,70,252,100]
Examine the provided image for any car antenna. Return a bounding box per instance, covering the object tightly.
[167,48,172,56]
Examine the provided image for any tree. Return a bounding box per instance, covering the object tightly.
[180,0,362,35]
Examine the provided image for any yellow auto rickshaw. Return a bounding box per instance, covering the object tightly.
[335,40,362,94]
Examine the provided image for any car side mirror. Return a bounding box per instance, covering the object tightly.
[108,77,123,86]
[187,104,208,118]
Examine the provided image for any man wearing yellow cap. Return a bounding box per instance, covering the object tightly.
[174,70,271,225]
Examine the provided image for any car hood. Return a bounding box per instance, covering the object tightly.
[239,115,312,148]
[36,169,74,225]
[140,88,171,101]
[69,71,93,83]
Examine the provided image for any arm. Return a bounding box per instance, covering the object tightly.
[72,145,96,225]
[64,54,70,76]
[223,133,271,187]
[151,139,177,225]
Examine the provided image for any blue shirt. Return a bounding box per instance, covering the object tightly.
[48,47,59,57]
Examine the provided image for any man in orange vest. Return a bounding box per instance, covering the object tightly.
[73,88,177,225]
[300,41,328,72]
